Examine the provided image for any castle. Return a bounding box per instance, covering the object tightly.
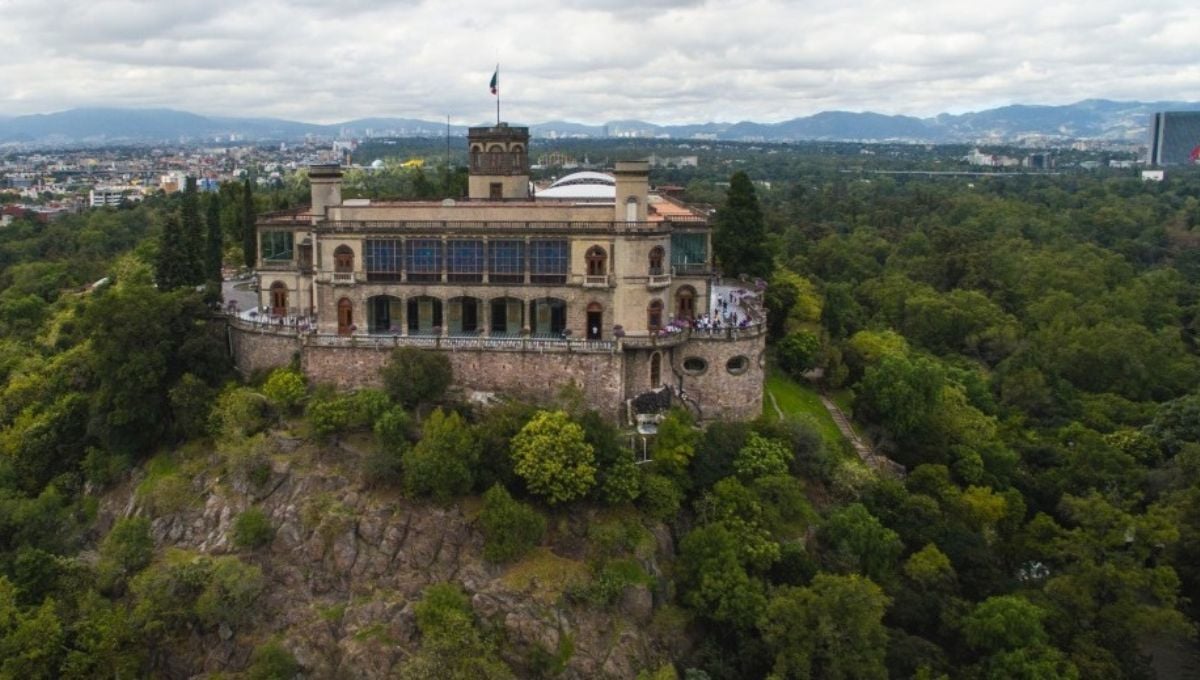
[229,124,765,422]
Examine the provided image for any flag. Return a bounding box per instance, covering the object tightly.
[490,66,499,95]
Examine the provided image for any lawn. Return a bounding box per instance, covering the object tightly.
[763,371,846,450]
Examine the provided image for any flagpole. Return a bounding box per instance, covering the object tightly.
[496,64,501,125]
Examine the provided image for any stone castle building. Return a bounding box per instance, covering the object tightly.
[230,123,765,422]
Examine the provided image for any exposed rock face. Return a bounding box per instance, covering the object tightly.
[103,440,675,678]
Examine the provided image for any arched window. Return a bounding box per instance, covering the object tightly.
[625,196,638,222]
[675,285,697,321]
[648,246,665,276]
[333,245,354,272]
[650,352,662,388]
[647,299,664,331]
[269,281,288,317]
[586,246,607,276]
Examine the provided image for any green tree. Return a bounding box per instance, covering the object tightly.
[776,331,821,379]
[511,410,596,504]
[98,517,154,589]
[734,432,792,479]
[759,574,891,680]
[381,347,453,408]
[180,176,204,285]
[479,484,546,563]
[403,409,479,500]
[205,192,223,284]
[820,503,903,582]
[154,214,189,290]
[677,522,767,629]
[399,583,515,680]
[262,367,306,413]
[232,508,274,549]
[242,178,257,269]
[856,355,945,437]
[713,171,772,279]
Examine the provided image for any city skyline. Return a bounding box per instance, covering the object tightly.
[2,0,1199,125]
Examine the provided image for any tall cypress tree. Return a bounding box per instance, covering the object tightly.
[713,171,773,279]
[155,214,188,290]
[180,176,204,285]
[242,178,257,269]
[205,193,223,282]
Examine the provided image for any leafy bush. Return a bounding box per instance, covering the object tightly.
[638,472,683,521]
[480,484,546,563]
[232,507,274,550]
[373,405,412,453]
[402,409,479,500]
[305,394,353,438]
[98,517,153,589]
[210,385,269,440]
[776,331,821,379]
[169,373,215,440]
[734,433,792,479]
[381,347,452,408]
[511,410,596,505]
[262,368,306,413]
[351,388,392,426]
[247,640,302,680]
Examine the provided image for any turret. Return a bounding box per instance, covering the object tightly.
[467,123,530,200]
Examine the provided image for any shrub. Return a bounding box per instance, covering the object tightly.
[169,373,215,440]
[733,433,791,479]
[262,368,306,413]
[480,484,546,563]
[638,472,683,521]
[306,395,353,438]
[381,347,452,408]
[402,409,479,500]
[210,386,269,440]
[98,517,154,589]
[776,331,821,379]
[247,640,302,680]
[373,405,412,453]
[351,388,392,425]
[232,508,274,550]
[511,410,596,505]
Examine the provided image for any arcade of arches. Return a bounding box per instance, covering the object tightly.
[353,294,591,338]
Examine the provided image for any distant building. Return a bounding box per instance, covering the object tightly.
[1142,169,1165,182]
[1148,111,1200,166]
[89,186,143,207]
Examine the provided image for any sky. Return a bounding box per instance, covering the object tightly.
[2,0,1199,125]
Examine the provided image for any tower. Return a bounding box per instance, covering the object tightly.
[467,123,530,200]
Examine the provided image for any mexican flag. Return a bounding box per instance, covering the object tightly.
[490,67,499,95]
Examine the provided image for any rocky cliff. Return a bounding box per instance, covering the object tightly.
[94,432,679,678]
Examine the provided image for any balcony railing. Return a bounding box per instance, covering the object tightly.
[332,271,355,284]
[646,273,671,289]
[583,274,610,288]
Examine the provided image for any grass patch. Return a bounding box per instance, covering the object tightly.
[135,453,195,516]
[764,372,845,449]
[500,547,590,605]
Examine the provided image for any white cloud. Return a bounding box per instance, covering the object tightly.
[1,0,1198,123]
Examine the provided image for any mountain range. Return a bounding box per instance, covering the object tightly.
[2,99,1199,146]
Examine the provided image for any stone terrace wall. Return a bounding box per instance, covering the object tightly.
[303,345,627,419]
[671,332,766,422]
[229,323,301,378]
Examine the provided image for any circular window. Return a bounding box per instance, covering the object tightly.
[682,357,708,375]
[726,355,750,375]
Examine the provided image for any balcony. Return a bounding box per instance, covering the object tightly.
[319,271,354,285]
[646,273,671,290]
[583,274,611,288]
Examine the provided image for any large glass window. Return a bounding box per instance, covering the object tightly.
[365,239,402,282]
[489,240,525,283]
[447,240,484,283]
[670,232,707,273]
[529,240,568,284]
[406,238,442,282]
[261,231,293,262]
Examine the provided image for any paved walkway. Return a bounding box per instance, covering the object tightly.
[816,393,906,478]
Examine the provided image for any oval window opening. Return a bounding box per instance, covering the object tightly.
[726,355,750,375]
[683,357,707,375]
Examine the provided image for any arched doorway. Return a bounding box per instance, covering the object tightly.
[675,285,697,321]
[448,296,482,335]
[407,296,443,335]
[647,299,664,331]
[586,302,603,340]
[530,298,567,337]
[490,296,524,336]
[269,281,288,317]
[367,295,402,334]
[337,298,353,336]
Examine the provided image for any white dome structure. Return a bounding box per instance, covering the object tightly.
[536,171,616,201]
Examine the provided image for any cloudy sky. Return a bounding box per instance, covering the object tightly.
[2,0,1199,124]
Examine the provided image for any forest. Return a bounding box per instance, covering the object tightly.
[0,143,1198,679]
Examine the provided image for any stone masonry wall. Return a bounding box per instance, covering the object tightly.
[670,333,766,422]
[229,323,301,378]
[302,345,628,419]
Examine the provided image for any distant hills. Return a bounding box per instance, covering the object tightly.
[3,99,1199,146]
